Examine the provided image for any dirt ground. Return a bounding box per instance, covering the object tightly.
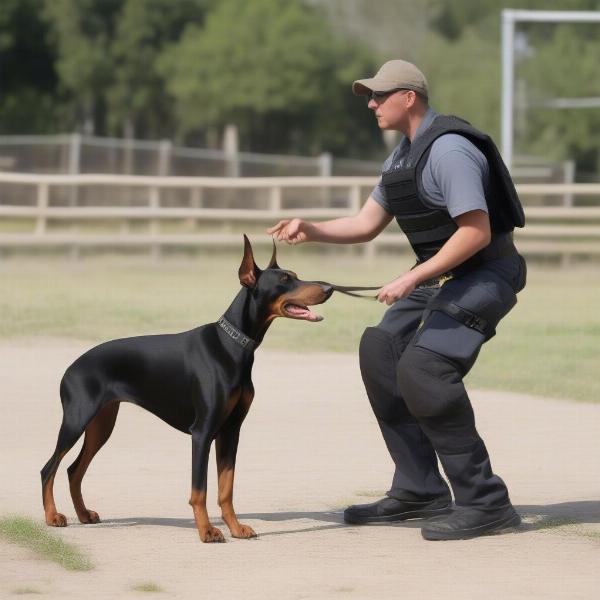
[1,338,599,599]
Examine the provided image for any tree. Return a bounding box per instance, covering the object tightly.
[43,0,123,134]
[107,0,213,137]
[43,0,212,136]
[0,0,59,133]
[419,14,501,140]
[159,0,381,155]
[519,21,600,174]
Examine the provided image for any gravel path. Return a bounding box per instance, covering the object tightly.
[1,339,599,599]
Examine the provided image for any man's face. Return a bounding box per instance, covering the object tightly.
[367,90,413,131]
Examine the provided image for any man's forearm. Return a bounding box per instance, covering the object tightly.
[308,217,375,244]
[410,225,490,284]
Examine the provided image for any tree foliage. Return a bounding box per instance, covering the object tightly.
[519,22,600,173]
[159,0,379,154]
[43,0,211,136]
[0,0,59,132]
[2,0,600,171]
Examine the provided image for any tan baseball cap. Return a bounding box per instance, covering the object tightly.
[352,59,429,99]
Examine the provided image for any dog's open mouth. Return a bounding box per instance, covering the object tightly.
[283,303,323,322]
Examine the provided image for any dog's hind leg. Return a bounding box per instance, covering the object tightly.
[67,401,120,524]
[41,415,89,527]
[41,378,106,527]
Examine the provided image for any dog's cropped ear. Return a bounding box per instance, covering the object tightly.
[239,234,261,288]
[267,236,279,269]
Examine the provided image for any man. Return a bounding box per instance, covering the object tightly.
[267,60,526,540]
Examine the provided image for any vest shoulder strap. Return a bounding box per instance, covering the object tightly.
[409,114,525,229]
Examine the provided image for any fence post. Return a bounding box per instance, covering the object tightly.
[319,153,333,207]
[319,152,332,177]
[190,187,204,229]
[349,184,361,212]
[562,160,575,207]
[149,186,160,258]
[223,124,240,177]
[158,140,172,176]
[68,133,81,206]
[35,182,49,235]
[269,185,282,212]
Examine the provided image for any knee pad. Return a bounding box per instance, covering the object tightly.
[359,327,411,423]
[396,345,467,420]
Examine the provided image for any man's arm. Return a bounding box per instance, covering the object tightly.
[267,196,393,244]
[375,209,491,305]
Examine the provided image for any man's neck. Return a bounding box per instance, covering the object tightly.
[403,105,429,141]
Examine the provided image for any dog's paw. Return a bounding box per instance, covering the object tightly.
[200,526,226,543]
[46,512,67,527]
[232,524,257,539]
[78,510,101,524]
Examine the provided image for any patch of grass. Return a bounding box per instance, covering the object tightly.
[132,582,164,593]
[0,515,93,571]
[580,529,600,543]
[524,515,600,545]
[0,254,598,402]
[527,516,581,531]
[11,589,42,596]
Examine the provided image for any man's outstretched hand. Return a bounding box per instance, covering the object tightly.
[267,219,313,245]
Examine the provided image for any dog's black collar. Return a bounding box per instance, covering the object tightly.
[217,316,256,351]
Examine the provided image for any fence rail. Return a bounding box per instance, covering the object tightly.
[0,172,599,260]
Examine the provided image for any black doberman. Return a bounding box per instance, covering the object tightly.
[41,236,332,543]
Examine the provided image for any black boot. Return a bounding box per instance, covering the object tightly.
[421,505,521,540]
[344,496,451,525]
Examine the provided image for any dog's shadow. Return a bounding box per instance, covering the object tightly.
[88,500,600,537]
[94,510,349,537]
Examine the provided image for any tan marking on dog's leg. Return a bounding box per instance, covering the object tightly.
[68,402,120,524]
[43,451,68,527]
[189,489,224,543]
[216,449,256,539]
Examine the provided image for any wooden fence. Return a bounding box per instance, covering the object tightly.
[0,173,599,260]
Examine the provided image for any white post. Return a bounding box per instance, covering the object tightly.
[501,10,515,172]
[35,183,49,235]
[319,152,332,177]
[68,133,81,206]
[149,186,160,258]
[158,140,172,176]
[319,152,333,206]
[223,124,240,177]
[563,160,575,207]
[190,187,204,229]
[269,186,282,212]
[190,187,204,208]
[349,185,361,212]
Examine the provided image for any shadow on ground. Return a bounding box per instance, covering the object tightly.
[82,500,600,537]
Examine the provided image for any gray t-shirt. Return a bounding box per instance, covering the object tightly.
[372,108,489,219]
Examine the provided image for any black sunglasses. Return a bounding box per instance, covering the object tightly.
[368,89,409,102]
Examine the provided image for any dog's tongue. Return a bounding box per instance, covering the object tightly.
[287,304,323,322]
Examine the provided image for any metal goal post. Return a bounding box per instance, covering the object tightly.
[501,9,600,171]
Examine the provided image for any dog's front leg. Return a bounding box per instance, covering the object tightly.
[189,431,224,543]
[216,420,257,540]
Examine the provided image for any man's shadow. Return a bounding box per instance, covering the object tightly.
[88,500,600,537]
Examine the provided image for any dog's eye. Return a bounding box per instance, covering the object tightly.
[280,274,289,283]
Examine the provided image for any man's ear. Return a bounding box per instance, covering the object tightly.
[267,236,279,269]
[238,234,261,288]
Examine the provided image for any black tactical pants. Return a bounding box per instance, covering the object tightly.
[359,252,527,510]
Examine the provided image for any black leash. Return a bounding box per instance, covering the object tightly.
[315,281,381,300]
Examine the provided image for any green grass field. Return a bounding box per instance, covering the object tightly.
[0,249,598,403]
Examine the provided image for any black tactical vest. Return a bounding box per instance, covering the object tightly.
[382,115,525,264]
